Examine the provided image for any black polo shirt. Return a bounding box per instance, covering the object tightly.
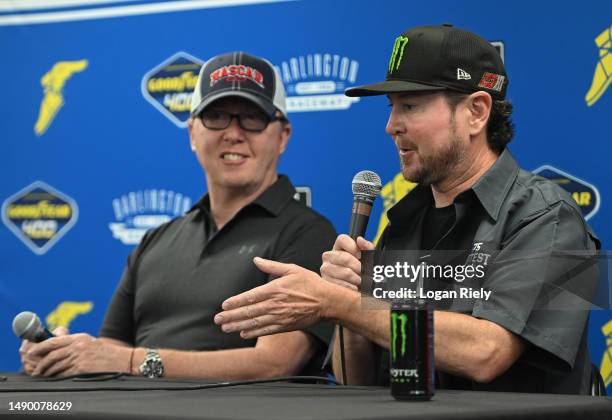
[376,149,600,394]
[101,175,337,372]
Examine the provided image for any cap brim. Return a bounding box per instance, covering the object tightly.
[191,90,278,118]
[345,80,447,97]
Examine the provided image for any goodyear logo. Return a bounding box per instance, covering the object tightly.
[533,165,601,220]
[275,53,360,112]
[601,319,612,388]
[142,52,203,128]
[585,25,611,106]
[1,181,78,255]
[46,301,93,332]
[109,189,192,245]
[34,59,88,136]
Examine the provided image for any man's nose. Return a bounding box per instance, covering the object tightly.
[385,107,403,137]
[222,117,245,143]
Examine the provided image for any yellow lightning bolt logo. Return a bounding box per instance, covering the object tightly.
[600,319,612,388]
[34,60,88,136]
[45,301,93,332]
[585,25,612,106]
[373,172,416,245]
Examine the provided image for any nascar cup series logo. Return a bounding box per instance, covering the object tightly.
[275,53,360,112]
[142,52,203,128]
[109,189,192,245]
[533,165,601,220]
[1,181,78,255]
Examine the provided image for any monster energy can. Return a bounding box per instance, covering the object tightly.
[389,300,434,400]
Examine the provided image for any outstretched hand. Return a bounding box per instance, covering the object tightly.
[214,257,332,339]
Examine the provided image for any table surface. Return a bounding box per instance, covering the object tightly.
[0,374,611,420]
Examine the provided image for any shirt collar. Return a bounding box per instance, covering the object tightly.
[387,148,519,224]
[470,148,519,221]
[189,174,296,218]
[250,174,296,216]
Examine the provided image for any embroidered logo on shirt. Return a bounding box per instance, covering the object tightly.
[238,244,257,255]
[465,241,494,267]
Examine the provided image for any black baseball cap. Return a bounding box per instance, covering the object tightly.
[190,51,287,119]
[345,24,508,100]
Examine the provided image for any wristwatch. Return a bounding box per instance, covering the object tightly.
[139,348,164,378]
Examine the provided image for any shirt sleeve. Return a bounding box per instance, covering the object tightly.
[472,200,600,372]
[99,264,135,344]
[99,228,158,344]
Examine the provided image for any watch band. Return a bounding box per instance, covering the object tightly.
[139,348,164,378]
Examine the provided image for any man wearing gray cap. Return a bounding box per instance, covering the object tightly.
[19,52,336,379]
[215,25,600,394]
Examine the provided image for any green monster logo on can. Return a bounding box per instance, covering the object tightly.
[391,311,408,362]
[388,35,409,73]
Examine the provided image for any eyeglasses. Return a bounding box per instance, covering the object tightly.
[198,110,286,132]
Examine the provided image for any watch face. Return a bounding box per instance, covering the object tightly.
[151,360,164,378]
[140,351,164,378]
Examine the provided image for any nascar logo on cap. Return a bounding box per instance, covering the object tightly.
[210,65,264,88]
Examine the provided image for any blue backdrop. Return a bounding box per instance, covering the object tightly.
[1,0,610,390]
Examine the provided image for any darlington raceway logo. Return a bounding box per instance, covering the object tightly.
[275,53,360,112]
[109,189,192,245]
[1,181,78,255]
[585,24,612,106]
[533,165,601,220]
[142,52,203,128]
[34,59,88,136]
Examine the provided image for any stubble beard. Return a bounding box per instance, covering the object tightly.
[401,128,468,186]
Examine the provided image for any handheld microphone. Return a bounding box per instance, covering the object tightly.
[349,170,382,239]
[336,171,382,385]
[12,311,55,342]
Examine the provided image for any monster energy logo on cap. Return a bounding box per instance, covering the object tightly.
[388,35,409,73]
[391,311,408,362]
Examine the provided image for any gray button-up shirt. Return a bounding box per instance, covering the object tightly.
[377,149,600,394]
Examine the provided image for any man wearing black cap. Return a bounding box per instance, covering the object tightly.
[19,52,336,379]
[215,26,600,394]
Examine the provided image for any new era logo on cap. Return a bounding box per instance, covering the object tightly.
[457,68,471,80]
